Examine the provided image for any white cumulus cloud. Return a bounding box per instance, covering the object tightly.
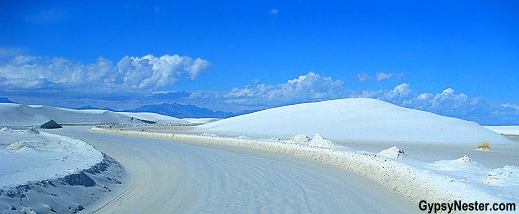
[354,83,413,104]
[0,54,212,92]
[393,83,412,96]
[188,58,212,80]
[501,103,519,111]
[355,74,372,82]
[407,87,481,115]
[376,72,395,81]
[355,72,403,82]
[417,93,431,100]
[226,72,345,105]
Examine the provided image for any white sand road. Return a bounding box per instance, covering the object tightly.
[47,126,418,213]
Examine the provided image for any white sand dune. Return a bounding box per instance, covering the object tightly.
[0,128,103,188]
[0,103,49,127]
[0,103,131,126]
[198,98,513,145]
[116,112,188,124]
[0,103,187,127]
[184,118,221,124]
[484,126,519,135]
[0,127,126,213]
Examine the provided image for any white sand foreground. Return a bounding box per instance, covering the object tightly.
[104,125,519,211]
[49,126,418,213]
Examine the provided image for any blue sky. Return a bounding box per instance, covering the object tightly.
[1,0,518,125]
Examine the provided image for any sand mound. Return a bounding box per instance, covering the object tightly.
[378,146,405,159]
[308,134,336,148]
[7,141,31,150]
[198,98,513,144]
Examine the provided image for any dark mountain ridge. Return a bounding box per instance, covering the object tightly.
[125,103,256,118]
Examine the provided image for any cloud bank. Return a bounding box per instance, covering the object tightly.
[0,54,211,92]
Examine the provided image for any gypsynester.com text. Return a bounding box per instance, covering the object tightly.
[419,200,516,213]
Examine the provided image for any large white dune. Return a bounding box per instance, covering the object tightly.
[198,98,513,144]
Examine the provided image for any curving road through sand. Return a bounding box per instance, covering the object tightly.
[49,127,417,213]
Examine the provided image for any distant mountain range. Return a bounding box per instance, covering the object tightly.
[2,97,255,119]
[77,105,117,112]
[125,103,257,119]
[0,97,14,103]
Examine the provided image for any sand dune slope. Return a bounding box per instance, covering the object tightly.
[198,98,512,144]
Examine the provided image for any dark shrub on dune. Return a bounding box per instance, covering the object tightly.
[40,120,62,129]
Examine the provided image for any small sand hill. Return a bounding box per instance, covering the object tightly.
[0,103,188,126]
